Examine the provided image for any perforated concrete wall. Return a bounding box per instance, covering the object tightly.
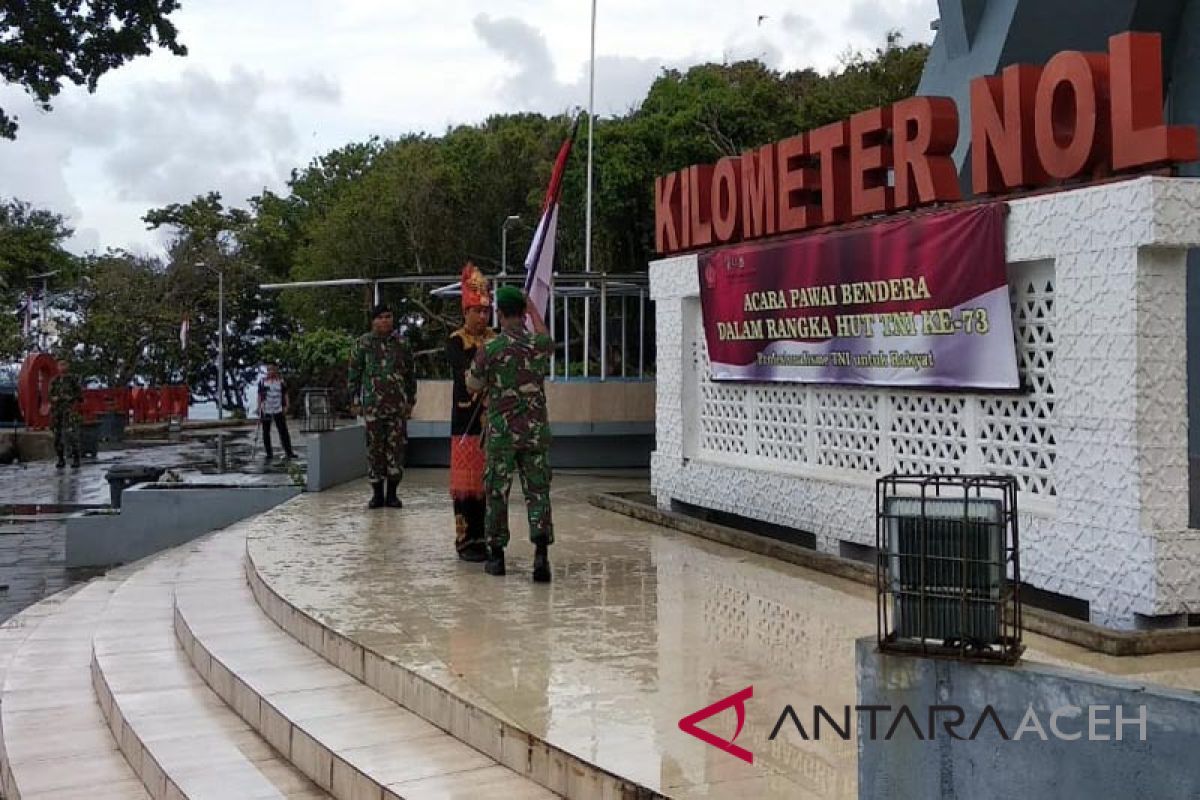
[650,177,1200,629]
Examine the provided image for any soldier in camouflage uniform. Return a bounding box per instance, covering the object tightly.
[49,361,84,470]
[348,303,417,509]
[466,286,555,582]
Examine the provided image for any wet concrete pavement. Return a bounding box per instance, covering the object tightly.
[0,425,297,623]
[246,469,1200,800]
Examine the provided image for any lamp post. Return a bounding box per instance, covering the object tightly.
[196,261,224,421]
[501,215,520,275]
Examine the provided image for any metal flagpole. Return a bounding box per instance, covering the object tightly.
[584,0,596,378]
[217,268,225,421]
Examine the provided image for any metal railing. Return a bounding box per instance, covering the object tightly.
[262,272,655,381]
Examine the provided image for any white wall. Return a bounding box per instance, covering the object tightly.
[651,177,1200,629]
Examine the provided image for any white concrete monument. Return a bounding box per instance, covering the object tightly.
[651,177,1200,629]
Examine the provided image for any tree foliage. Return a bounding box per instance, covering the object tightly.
[0,199,77,361]
[270,34,928,329]
[260,329,356,414]
[56,251,177,386]
[143,193,290,412]
[10,33,928,396]
[0,0,187,138]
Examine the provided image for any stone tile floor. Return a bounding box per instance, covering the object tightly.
[0,426,299,623]
[248,469,1200,800]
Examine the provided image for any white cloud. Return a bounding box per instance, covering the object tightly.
[847,0,938,46]
[290,73,342,104]
[474,13,670,117]
[0,0,939,254]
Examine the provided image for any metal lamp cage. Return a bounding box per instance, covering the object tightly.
[301,388,335,433]
[876,473,1024,664]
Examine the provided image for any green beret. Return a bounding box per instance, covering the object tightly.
[496,286,525,307]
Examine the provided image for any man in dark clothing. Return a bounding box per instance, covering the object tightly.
[257,363,295,461]
[348,303,417,509]
[466,286,554,582]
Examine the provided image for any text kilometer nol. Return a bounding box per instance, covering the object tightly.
[654,32,1198,255]
[768,704,1149,743]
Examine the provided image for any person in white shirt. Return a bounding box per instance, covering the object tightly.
[257,364,295,461]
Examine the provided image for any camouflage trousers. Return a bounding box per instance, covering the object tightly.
[484,446,554,549]
[52,410,81,462]
[365,415,406,482]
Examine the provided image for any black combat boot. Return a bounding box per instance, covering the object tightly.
[368,481,385,509]
[484,547,506,576]
[71,456,80,469]
[532,542,551,583]
[458,542,489,563]
[385,478,403,508]
[55,457,65,470]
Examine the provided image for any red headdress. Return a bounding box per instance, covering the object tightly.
[461,262,491,311]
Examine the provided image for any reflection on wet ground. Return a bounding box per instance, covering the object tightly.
[0,425,295,623]
[248,470,1200,799]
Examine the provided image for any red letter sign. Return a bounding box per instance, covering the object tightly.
[971,65,1045,194]
[1109,32,1199,171]
[655,172,681,254]
[1034,50,1110,180]
[850,107,894,217]
[893,96,962,208]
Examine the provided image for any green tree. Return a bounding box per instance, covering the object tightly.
[215,33,929,376]
[555,33,929,276]
[56,251,179,387]
[798,32,930,128]
[146,193,287,413]
[260,328,356,414]
[0,199,78,360]
[0,0,187,138]
[244,138,383,282]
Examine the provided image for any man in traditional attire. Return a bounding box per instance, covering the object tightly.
[445,261,495,562]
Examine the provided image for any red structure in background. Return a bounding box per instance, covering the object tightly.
[16,353,190,429]
[160,386,189,419]
[130,387,162,423]
[81,388,130,421]
[16,353,60,429]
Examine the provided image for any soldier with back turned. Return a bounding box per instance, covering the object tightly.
[465,286,555,583]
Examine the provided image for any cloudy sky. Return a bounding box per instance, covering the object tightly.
[0,0,937,255]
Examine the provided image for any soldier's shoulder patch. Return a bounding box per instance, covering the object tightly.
[356,333,375,347]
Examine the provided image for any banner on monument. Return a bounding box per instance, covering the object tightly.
[698,203,1019,389]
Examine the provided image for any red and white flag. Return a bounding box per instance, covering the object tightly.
[523,117,579,319]
[179,315,190,350]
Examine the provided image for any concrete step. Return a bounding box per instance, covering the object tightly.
[0,579,146,799]
[0,584,86,692]
[174,528,559,800]
[91,546,329,799]
[243,485,666,800]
